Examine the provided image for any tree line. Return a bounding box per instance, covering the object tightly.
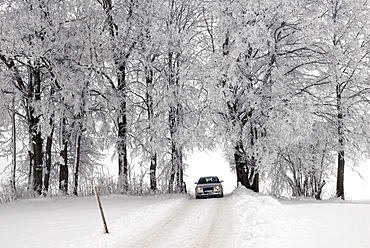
[0,0,369,200]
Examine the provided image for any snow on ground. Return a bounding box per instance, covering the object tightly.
[1,186,370,248]
[280,198,370,247]
[0,195,188,248]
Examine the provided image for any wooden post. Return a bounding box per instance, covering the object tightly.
[11,97,16,198]
[94,186,109,234]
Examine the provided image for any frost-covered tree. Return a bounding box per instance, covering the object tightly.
[210,0,305,192]
[126,0,165,192]
[0,0,60,194]
[269,95,333,199]
[297,0,370,199]
[95,0,141,193]
[161,0,213,193]
[122,0,212,193]
[0,0,114,195]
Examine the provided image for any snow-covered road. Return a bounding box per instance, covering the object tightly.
[70,195,235,248]
[123,197,234,248]
[70,187,292,248]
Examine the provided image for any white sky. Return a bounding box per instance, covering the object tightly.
[184,150,236,194]
[343,164,370,200]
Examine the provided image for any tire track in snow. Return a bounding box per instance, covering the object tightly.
[123,196,234,248]
[193,196,234,248]
[124,198,200,248]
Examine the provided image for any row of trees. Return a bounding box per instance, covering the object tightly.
[0,0,369,200]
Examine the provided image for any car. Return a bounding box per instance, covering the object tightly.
[194,176,224,199]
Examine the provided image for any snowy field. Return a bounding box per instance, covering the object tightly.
[1,186,370,248]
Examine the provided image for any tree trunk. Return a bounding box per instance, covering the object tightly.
[73,80,87,196]
[234,138,259,192]
[248,161,258,190]
[28,150,33,190]
[146,60,157,192]
[44,84,56,192]
[117,64,129,193]
[251,172,259,193]
[29,66,43,195]
[336,87,345,200]
[59,141,69,194]
[59,118,69,194]
[167,43,184,193]
[168,104,184,193]
[315,180,326,200]
[235,141,249,188]
[234,137,249,187]
[168,133,177,193]
[168,127,184,193]
[150,153,157,192]
[43,128,53,192]
[249,125,259,193]
[32,130,43,194]
[336,150,345,199]
[177,149,185,193]
[73,130,82,196]
[11,97,16,196]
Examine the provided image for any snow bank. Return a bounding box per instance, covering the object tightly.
[231,185,293,248]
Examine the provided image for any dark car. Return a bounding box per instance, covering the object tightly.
[195,176,223,199]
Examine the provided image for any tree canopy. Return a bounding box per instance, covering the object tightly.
[0,0,369,200]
